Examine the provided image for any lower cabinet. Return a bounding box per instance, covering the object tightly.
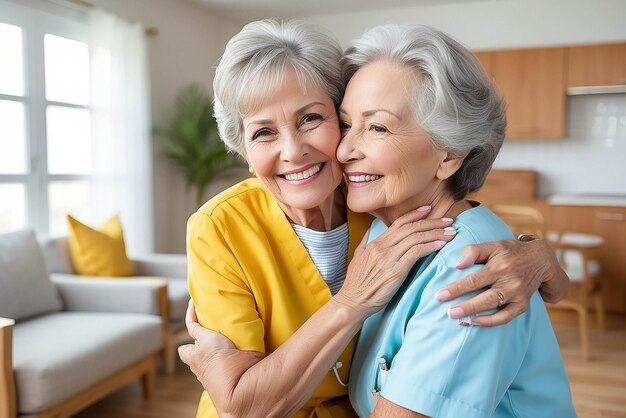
[547,205,626,314]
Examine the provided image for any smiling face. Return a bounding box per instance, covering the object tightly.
[242,66,344,214]
[337,60,462,224]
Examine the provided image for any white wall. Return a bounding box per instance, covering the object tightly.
[305,0,626,49]
[88,0,246,253]
[307,0,626,197]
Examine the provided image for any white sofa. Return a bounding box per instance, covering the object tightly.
[38,235,191,375]
[0,229,169,418]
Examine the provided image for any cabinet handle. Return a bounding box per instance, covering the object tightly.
[597,212,625,221]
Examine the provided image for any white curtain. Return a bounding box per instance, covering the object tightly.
[88,9,153,255]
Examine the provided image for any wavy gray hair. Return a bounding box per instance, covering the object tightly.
[341,24,506,199]
[213,19,344,157]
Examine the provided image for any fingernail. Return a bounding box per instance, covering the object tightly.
[443,227,456,235]
[418,205,431,212]
[448,307,464,319]
[435,240,447,247]
[435,289,451,301]
[441,217,453,222]
[471,319,482,327]
[455,256,465,267]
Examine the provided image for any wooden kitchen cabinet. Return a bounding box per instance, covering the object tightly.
[548,205,626,314]
[567,42,626,87]
[489,47,568,140]
[473,51,491,75]
[474,42,626,141]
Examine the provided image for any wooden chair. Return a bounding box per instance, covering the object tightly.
[491,204,606,360]
[490,204,546,238]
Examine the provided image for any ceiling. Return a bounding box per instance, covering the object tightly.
[191,0,490,23]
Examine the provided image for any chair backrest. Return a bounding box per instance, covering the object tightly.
[491,204,602,284]
[38,235,75,274]
[491,204,546,239]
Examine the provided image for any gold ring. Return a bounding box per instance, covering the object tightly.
[496,291,505,307]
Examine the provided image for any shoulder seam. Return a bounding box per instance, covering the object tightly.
[200,184,267,218]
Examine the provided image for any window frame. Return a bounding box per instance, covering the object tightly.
[0,0,91,234]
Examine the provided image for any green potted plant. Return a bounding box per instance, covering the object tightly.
[154,84,241,206]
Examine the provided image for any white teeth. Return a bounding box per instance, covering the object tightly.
[284,164,323,181]
[348,174,381,183]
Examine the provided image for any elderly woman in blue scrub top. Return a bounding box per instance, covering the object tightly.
[339,24,575,417]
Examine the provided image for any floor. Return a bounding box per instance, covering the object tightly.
[74,312,626,418]
[549,311,626,418]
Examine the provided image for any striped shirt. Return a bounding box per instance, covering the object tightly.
[291,222,349,295]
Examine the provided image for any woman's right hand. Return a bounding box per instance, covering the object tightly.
[335,206,455,317]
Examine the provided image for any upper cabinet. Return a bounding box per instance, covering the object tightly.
[475,48,567,140]
[490,48,567,140]
[567,43,626,87]
[473,51,491,75]
[474,42,626,141]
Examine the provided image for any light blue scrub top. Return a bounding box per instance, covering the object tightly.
[348,205,576,418]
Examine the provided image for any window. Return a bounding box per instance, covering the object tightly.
[0,1,91,235]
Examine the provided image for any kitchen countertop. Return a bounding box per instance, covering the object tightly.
[547,194,626,207]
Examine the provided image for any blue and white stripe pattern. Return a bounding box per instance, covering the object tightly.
[292,222,349,295]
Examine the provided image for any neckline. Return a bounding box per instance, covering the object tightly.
[291,222,349,236]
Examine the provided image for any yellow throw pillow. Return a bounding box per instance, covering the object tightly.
[67,214,134,277]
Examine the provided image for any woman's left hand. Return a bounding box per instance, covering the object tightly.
[435,239,570,327]
[178,300,236,389]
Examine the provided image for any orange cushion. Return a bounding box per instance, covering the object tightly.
[66,214,133,277]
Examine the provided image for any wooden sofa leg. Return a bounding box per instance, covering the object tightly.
[164,339,176,375]
[156,284,175,375]
[141,358,156,398]
[0,319,17,418]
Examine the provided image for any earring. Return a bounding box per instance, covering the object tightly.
[248,166,255,175]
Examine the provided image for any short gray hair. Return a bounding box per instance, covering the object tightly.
[213,19,344,157]
[342,25,506,199]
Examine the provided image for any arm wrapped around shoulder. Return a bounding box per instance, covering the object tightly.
[437,239,570,326]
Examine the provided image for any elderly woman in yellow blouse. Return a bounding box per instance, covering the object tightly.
[181,19,570,418]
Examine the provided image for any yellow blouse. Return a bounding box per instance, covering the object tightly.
[187,178,372,418]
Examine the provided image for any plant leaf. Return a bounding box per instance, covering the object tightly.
[153,83,242,206]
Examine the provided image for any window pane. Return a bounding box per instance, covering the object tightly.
[47,106,91,174]
[0,100,26,174]
[0,22,24,96]
[44,34,89,105]
[49,181,90,235]
[0,183,26,233]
